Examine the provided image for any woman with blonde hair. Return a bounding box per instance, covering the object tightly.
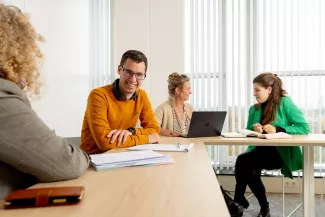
[0,4,89,200]
[154,72,193,137]
[155,72,245,216]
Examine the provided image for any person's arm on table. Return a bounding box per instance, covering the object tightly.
[87,90,159,151]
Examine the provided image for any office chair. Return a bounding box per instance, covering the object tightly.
[246,169,302,217]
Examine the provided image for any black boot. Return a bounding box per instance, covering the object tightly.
[234,196,249,209]
[220,186,244,217]
[257,207,270,217]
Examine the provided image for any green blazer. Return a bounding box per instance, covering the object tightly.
[246,96,310,178]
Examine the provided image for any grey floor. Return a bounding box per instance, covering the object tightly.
[241,193,325,217]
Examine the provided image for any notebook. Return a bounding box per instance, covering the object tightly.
[90,150,173,171]
[258,132,292,139]
[221,129,262,138]
[128,143,194,152]
[221,129,292,139]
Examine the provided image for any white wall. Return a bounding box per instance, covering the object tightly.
[30,0,89,137]
[2,0,184,136]
[114,0,185,109]
[2,0,89,137]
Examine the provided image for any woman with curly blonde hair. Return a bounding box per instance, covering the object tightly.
[0,4,90,200]
[0,5,43,95]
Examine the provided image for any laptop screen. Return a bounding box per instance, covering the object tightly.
[185,111,227,138]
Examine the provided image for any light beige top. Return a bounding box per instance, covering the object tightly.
[154,100,193,133]
[0,137,230,217]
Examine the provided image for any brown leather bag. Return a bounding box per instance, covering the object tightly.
[4,186,84,209]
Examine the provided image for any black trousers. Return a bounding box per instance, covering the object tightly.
[234,146,282,209]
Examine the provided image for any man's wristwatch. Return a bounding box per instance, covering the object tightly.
[127,127,136,135]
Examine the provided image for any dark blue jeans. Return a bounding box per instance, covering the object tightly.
[234,146,282,209]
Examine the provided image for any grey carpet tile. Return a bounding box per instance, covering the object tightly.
[240,193,325,217]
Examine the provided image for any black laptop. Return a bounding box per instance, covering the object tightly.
[180,111,227,138]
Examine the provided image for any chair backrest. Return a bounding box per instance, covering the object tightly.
[65,137,81,147]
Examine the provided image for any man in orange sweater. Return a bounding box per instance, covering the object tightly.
[80,50,160,154]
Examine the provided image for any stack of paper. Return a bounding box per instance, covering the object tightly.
[90,150,173,171]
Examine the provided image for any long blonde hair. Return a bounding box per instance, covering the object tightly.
[0,4,44,95]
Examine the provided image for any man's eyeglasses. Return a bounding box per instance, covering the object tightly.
[120,66,146,80]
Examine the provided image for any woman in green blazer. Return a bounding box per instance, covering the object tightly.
[234,73,310,217]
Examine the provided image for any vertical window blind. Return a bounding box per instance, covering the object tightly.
[89,0,115,89]
[186,0,325,172]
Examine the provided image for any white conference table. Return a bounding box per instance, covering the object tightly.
[176,134,325,217]
[0,137,230,217]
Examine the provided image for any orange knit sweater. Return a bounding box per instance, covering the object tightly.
[80,84,160,154]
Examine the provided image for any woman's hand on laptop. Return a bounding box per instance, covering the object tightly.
[160,129,180,137]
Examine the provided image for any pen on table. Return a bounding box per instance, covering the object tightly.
[176,142,182,149]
